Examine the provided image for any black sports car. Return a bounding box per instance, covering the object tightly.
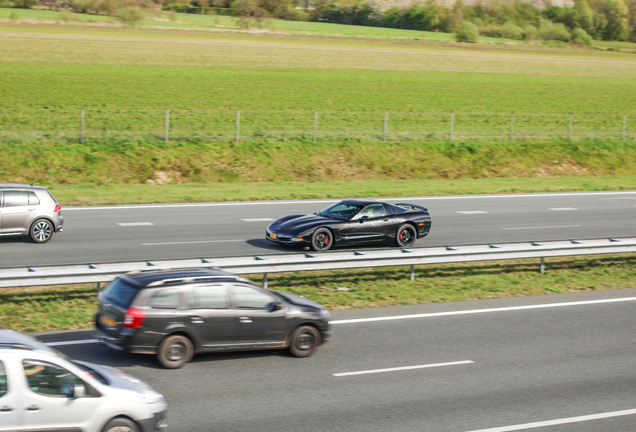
[265,199,431,251]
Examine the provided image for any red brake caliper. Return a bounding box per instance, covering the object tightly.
[325,236,329,245]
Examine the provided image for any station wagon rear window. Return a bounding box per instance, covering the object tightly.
[101,279,139,308]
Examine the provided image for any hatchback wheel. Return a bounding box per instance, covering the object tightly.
[102,417,139,432]
[157,335,194,369]
[289,325,321,358]
[30,219,53,243]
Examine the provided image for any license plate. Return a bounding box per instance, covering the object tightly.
[270,233,278,239]
[100,315,117,328]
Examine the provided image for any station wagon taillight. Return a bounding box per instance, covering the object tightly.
[53,205,61,213]
[123,308,146,329]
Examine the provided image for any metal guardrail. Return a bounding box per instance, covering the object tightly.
[1,237,635,289]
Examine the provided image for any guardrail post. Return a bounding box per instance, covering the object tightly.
[450,112,454,141]
[236,110,240,143]
[263,273,268,289]
[80,109,84,144]
[540,257,545,274]
[410,265,415,282]
[509,112,514,141]
[383,111,388,142]
[165,110,169,143]
[622,114,627,142]
[313,111,318,143]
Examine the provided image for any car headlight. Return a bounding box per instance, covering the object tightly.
[318,309,331,319]
[138,389,165,405]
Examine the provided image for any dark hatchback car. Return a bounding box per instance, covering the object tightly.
[94,269,331,369]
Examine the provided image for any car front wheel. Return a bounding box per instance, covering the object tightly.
[395,224,417,248]
[289,325,321,358]
[157,335,194,369]
[310,228,333,251]
[30,219,54,243]
[102,417,140,432]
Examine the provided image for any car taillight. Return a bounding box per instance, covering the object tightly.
[123,308,145,329]
[53,205,61,213]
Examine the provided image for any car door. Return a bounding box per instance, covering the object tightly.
[0,359,18,432]
[185,284,241,349]
[345,204,394,243]
[19,359,103,432]
[1,191,37,234]
[229,284,287,346]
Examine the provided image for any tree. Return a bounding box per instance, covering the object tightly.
[116,5,145,26]
[234,0,270,29]
[454,20,479,42]
[448,0,464,31]
[595,0,629,40]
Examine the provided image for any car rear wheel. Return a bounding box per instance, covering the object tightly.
[30,219,53,243]
[310,228,333,251]
[289,325,321,358]
[102,417,140,432]
[395,224,417,248]
[157,335,194,369]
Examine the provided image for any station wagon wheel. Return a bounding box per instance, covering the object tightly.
[289,325,321,358]
[395,224,417,248]
[30,219,53,244]
[310,228,333,251]
[157,335,194,369]
[102,417,140,432]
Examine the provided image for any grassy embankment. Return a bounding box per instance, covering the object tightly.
[0,18,635,332]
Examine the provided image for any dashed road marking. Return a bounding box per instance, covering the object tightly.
[333,360,474,377]
[117,222,154,226]
[501,225,579,230]
[142,239,246,246]
[548,208,578,211]
[457,211,488,214]
[241,218,275,222]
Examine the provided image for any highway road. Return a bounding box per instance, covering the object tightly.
[42,288,636,432]
[1,191,635,268]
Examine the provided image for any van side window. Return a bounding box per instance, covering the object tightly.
[188,285,229,309]
[0,360,7,398]
[149,289,180,309]
[231,285,276,309]
[4,191,29,207]
[22,360,87,398]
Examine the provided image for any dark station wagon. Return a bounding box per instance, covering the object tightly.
[94,268,332,369]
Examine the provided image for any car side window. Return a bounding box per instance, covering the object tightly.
[188,285,229,309]
[22,360,87,398]
[0,360,7,398]
[352,204,387,220]
[28,191,40,205]
[149,289,180,309]
[4,191,29,207]
[231,285,276,309]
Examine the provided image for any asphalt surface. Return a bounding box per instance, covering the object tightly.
[1,191,635,268]
[41,289,636,432]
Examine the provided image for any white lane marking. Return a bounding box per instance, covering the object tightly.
[241,218,275,222]
[501,225,579,230]
[61,191,636,211]
[330,296,636,325]
[548,208,578,211]
[457,211,488,214]
[333,360,473,377]
[46,339,98,347]
[465,408,636,432]
[117,222,154,226]
[141,239,246,246]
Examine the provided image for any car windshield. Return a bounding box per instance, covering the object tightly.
[318,202,365,221]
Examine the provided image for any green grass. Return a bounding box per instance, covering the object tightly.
[2,254,634,333]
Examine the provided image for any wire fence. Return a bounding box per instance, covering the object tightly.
[0,108,633,143]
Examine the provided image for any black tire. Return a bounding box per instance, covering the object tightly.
[310,228,333,251]
[395,223,417,248]
[102,417,140,432]
[30,219,54,244]
[157,335,194,369]
[289,325,321,358]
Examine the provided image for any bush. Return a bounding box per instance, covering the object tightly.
[57,9,76,23]
[571,27,593,45]
[455,20,479,42]
[9,11,19,20]
[538,21,571,42]
[499,22,523,39]
[523,24,538,40]
[116,6,145,26]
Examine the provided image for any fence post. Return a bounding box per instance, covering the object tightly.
[313,111,318,143]
[236,110,240,143]
[165,110,169,143]
[449,111,454,141]
[509,112,514,141]
[622,114,627,142]
[80,109,84,144]
[539,257,545,275]
[568,113,573,140]
[383,111,388,142]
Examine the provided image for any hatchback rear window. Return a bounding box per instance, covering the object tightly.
[101,279,139,308]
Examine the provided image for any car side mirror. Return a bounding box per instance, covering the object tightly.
[73,385,87,399]
[268,301,282,311]
[359,216,369,223]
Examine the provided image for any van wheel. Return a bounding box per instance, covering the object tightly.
[102,417,139,432]
[157,335,194,369]
[289,325,321,358]
[30,219,53,243]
